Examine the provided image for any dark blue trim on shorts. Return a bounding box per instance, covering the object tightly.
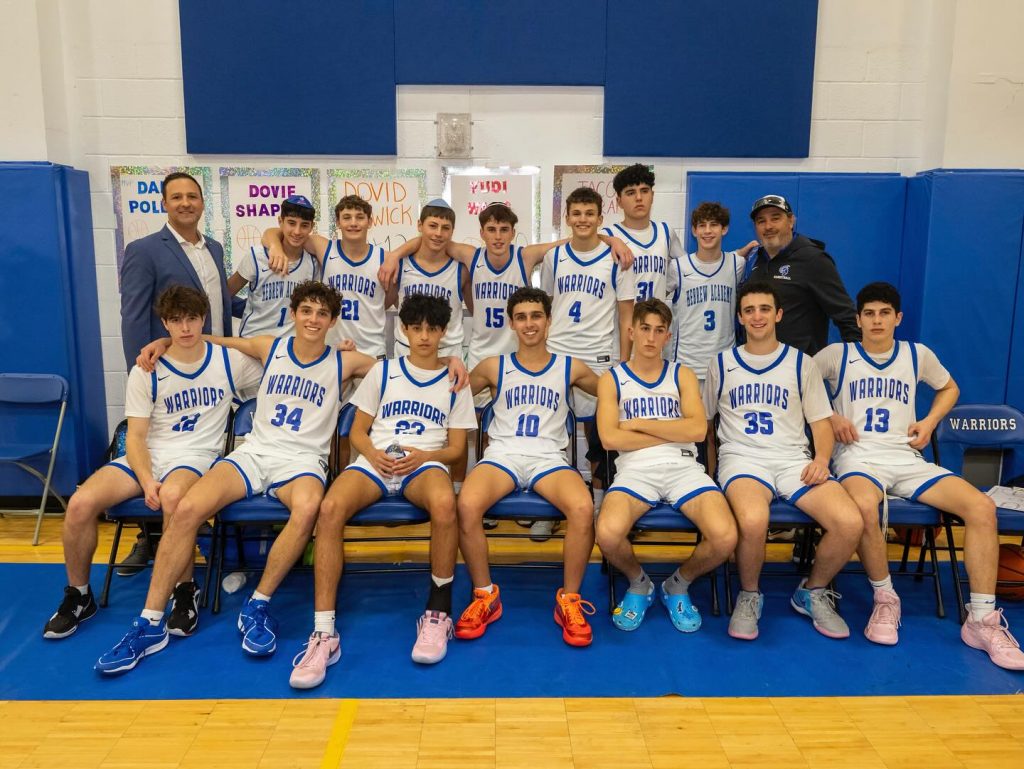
[400,463,449,493]
[107,461,138,482]
[347,465,390,496]
[477,459,518,487]
[672,485,719,509]
[908,472,956,501]
[528,464,576,491]
[606,486,657,508]
[788,483,816,504]
[267,472,326,500]
[722,473,776,497]
[217,457,254,498]
[160,465,203,481]
[838,471,884,493]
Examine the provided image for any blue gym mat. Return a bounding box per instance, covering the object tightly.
[2,562,1022,700]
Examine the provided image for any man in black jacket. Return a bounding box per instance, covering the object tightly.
[745,195,859,355]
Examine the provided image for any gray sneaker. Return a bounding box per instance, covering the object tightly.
[529,520,558,542]
[728,591,763,640]
[791,583,850,639]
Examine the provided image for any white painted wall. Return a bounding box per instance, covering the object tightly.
[1,0,1020,434]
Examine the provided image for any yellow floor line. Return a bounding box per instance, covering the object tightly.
[321,698,358,769]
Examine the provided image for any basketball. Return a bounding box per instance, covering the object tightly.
[996,544,1024,601]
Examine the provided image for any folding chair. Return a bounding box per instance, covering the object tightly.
[0,373,70,545]
[934,403,1024,622]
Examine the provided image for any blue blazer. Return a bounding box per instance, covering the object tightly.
[119,224,232,370]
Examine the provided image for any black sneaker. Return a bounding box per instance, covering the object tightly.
[43,586,97,639]
[115,536,153,577]
[167,581,200,637]
[483,517,498,530]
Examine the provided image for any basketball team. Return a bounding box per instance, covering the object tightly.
[43,164,1024,689]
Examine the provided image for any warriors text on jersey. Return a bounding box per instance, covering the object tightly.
[602,221,682,303]
[237,247,318,337]
[672,251,746,378]
[247,337,344,459]
[611,360,696,472]
[486,353,572,455]
[704,344,833,459]
[349,357,477,451]
[816,341,951,465]
[541,243,636,369]
[321,241,386,357]
[394,256,466,353]
[468,247,529,369]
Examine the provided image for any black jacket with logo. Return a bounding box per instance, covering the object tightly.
[746,234,859,355]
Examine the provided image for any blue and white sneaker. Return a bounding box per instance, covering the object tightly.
[660,583,701,632]
[791,580,849,639]
[95,616,168,674]
[612,588,654,631]
[238,597,278,656]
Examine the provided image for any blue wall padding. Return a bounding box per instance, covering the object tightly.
[1006,217,1024,413]
[604,1,818,157]
[394,1,606,85]
[906,171,1024,405]
[179,1,817,157]
[684,172,801,253]
[179,0,397,155]
[0,163,106,495]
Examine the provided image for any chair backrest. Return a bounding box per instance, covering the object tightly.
[934,403,1024,480]
[336,403,357,438]
[0,373,69,404]
[231,399,258,437]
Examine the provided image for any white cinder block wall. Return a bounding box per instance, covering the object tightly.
[4,0,1022,436]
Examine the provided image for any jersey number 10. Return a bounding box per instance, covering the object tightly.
[515,413,540,437]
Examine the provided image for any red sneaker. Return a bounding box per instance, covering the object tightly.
[553,588,596,647]
[454,585,503,640]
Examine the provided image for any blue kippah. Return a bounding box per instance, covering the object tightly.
[425,197,452,209]
[285,194,314,209]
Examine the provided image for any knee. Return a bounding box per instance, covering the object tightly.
[853,495,881,529]
[289,504,320,537]
[318,496,349,529]
[170,497,207,531]
[707,519,738,559]
[595,516,628,551]
[833,507,865,541]
[65,491,99,529]
[565,497,596,528]
[428,494,457,528]
[456,495,486,527]
[966,495,997,531]
[734,511,768,539]
[158,485,185,515]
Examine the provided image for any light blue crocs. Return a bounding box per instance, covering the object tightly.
[660,583,701,633]
[612,588,654,631]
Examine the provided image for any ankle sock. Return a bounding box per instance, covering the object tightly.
[869,575,894,593]
[252,591,271,603]
[663,568,692,596]
[314,610,336,636]
[627,570,652,595]
[141,608,164,626]
[969,593,996,622]
[73,584,90,596]
[476,583,495,594]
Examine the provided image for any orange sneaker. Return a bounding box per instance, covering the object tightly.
[553,589,596,647]
[454,585,503,639]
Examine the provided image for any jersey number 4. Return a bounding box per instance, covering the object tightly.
[270,405,304,431]
[568,300,582,324]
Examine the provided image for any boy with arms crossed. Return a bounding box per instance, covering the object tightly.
[595,299,737,632]
[817,281,1023,669]
[704,281,863,641]
[289,294,476,688]
[453,287,602,647]
[44,287,260,640]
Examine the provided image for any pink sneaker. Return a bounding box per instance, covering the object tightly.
[864,588,901,646]
[289,631,341,689]
[411,610,453,664]
[961,608,1024,670]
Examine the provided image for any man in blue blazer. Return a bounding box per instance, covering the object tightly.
[116,171,233,575]
[119,172,233,369]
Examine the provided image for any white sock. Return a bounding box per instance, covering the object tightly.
[592,488,605,513]
[476,583,495,594]
[252,591,272,603]
[869,576,894,593]
[73,584,90,596]
[431,574,454,588]
[141,608,164,626]
[453,481,463,494]
[969,593,996,622]
[314,610,335,636]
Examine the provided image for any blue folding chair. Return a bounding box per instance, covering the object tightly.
[935,403,1024,622]
[0,373,70,545]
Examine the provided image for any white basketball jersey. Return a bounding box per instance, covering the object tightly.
[603,221,674,302]
[612,361,696,471]
[713,345,812,459]
[395,256,465,353]
[321,241,386,358]
[239,247,318,337]
[829,341,922,465]
[467,247,529,369]
[487,353,572,455]
[368,357,462,452]
[247,337,343,459]
[672,251,745,379]
[144,342,239,459]
[545,244,635,369]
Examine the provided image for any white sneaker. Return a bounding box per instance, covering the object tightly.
[411,611,453,664]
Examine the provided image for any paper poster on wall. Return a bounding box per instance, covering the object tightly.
[327,169,427,251]
[219,167,320,271]
[442,166,540,247]
[552,164,642,238]
[110,165,214,278]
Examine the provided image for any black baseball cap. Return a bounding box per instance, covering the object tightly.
[750,194,793,219]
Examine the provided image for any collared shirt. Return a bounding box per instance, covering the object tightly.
[169,225,224,335]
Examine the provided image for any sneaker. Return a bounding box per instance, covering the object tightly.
[660,583,701,633]
[483,517,499,530]
[43,586,97,639]
[95,617,168,674]
[454,586,503,639]
[728,591,763,640]
[115,536,153,577]
[529,520,558,542]
[961,608,1024,670]
[612,587,654,632]
[166,581,200,637]
[553,589,596,647]
[864,588,901,645]
[238,597,278,656]
[791,582,850,639]
[411,610,453,664]
[289,631,341,689]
